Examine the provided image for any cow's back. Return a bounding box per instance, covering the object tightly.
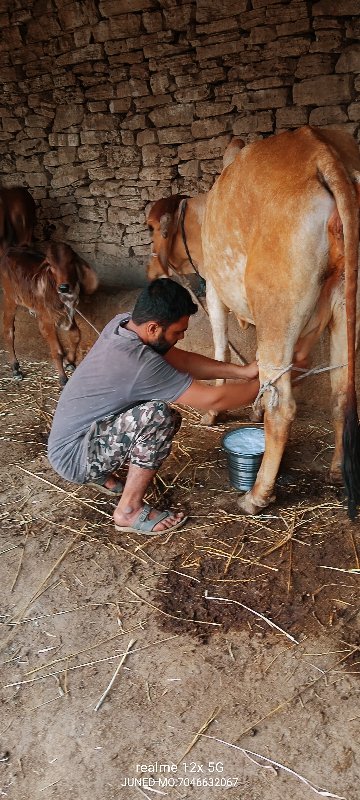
[202,126,359,323]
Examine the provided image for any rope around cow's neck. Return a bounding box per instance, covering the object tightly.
[253,362,347,411]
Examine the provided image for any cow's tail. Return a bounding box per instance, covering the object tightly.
[318,148,360,518]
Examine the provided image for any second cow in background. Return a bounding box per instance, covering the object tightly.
[0,187,36,252]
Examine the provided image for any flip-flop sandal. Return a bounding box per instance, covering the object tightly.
[114,502,188,536]
[87,476,123,496]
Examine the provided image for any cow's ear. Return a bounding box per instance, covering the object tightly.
[159,212,171,239]
[76,258,99,295]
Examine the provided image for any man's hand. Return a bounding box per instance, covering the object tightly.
[238,360,259,380]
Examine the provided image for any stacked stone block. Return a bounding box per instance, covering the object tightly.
[0,0,359,284]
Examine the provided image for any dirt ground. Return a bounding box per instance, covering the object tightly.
[1,287,359,800]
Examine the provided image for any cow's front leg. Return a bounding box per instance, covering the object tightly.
[238,375,296,515]
[201,278,229,425]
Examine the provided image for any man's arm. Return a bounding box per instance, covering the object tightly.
[175,377,260,412]
[165,346,258,381]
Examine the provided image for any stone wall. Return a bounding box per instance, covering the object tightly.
[0,0,359,286]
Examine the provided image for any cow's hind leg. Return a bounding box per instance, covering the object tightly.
[37,316,68,386]
[3,295,23,380]
[201,278,230,425]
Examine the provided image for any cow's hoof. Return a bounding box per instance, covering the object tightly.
[328,468,343,486]
[59,375,68,388]
[200,411,217,426]
[65,362,76,374]
[12,363,24,381]
[237,492,275,516]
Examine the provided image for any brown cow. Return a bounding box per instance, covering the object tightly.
[0,187,36,251]
[1,241,99,385]
[202,125,360,518]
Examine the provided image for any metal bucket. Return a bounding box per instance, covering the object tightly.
[222,426,265,491]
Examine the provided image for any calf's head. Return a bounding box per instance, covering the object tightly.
[146,195,186,280]
[45,242,99,302]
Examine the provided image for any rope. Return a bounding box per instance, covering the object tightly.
[179,199,201,277]
[74,307,101,336]
[292,363,346,383]
[253,364,292,410]
[253,362,347,411]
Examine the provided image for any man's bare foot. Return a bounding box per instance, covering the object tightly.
[113,503,186,534]
[87,474,123,496]
[104,473,121,490]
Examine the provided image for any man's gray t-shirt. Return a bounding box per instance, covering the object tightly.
[48,314,192,483]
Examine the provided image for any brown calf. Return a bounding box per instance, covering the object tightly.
[1,241,99,385]
[0,187,36,251]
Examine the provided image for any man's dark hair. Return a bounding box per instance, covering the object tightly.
[132,279,198,327]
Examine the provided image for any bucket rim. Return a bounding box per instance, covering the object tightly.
[221,424,265,455]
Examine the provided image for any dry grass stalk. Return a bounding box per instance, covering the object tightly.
[0,533,82,653]
[39,779,62,793]
[287,512,297,593]
[348,530,360,570]
[0,543,23,557]
[26,695,64,714]
[94,638,136,712]
[177,705,221,765]
[17,466,112,519]
[5,601,126,627]
[204,591,299,644]
[200,734,346,799]
[25,625,142,676]
[236,645,360,741]
[4,635,179,689]
[320,566,360,575]
[10,534,28,593]
[109,541,149,567]
[126,587,221,627]
[194,543,278,573]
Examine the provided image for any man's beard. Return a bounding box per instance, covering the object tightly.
[150,333,172,354]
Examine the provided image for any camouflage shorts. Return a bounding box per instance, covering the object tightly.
[84,400,182,483]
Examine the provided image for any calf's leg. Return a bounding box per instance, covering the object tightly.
[3,295,23,379]
[37,315,68,386]
[63,321,81,372]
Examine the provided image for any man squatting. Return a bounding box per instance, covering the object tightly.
[48,279,260,535]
